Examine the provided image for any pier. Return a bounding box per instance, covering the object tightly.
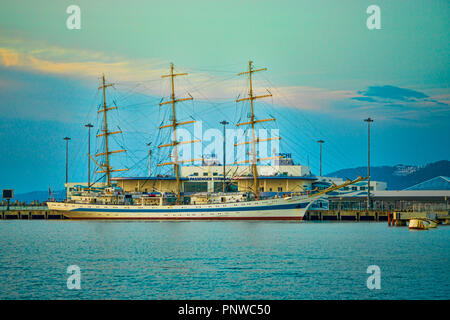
[0,206,64,220]
[2,205,448,222]
[305,210,388,221]
[303,209,450,223]
[386,211,450,226]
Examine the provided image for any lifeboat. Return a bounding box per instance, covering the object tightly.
[409,218,429,230]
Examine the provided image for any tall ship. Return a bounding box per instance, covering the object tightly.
[47,61,366,219]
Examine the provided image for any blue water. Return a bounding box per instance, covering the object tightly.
[0,220,448,300]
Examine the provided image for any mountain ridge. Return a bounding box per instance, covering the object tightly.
[11,189,66,203]
[326,160,450,190]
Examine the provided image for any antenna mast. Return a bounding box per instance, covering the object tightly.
[235,61,282,199]
[95,74,128,187]
[158,63,201,204]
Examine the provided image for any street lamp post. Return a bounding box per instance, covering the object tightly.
[63,137,71,199]
[220,120,229,193]
[364,118,374,212]
[317,140,324,176]
[85,124,93,189]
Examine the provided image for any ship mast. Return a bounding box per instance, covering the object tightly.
[158,63,201,204]
[94,74,128,187]
[235,61,282,199]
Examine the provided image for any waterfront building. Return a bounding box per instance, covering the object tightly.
[325,175,450,212]
[328,190,450,212]
[309,177,387,210]
[404,176,450,191]
[110,164,315,195]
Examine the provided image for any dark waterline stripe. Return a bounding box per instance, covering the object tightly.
[65,216,304,220]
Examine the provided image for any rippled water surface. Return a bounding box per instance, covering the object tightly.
[0,220,448,299]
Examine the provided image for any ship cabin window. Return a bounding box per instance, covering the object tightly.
[213,172,218,176]
[193,172,198,176]
[278,187,283,192]
[203,172,208,176]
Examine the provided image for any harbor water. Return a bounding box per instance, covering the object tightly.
[0,220,448,300]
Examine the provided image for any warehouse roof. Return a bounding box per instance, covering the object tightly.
[404,176,450,191]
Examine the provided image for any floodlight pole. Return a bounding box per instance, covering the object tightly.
[220,120,229,193]
[85,124,93,189]
[364,118,374,212]
[63,137,71,200]
[317,140,324,176]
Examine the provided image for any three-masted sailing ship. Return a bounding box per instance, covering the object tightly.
[47,62,367,219]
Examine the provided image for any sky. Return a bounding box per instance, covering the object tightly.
[0,0,449,193]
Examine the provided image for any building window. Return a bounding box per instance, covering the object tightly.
[352,187,357,191]
[269,188,272,192]
[184,182,208,192]
[260,187,264,192]
[214,182,226,192]
[203,172,208,176]
[213,172,218,176]
[193,172,198,176]
[360,186,366,191]
[369,186,374,191]
[278,187,283,192]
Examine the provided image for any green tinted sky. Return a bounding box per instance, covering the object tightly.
[1,0,448,88]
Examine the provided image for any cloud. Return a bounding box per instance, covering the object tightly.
[0,48,20,66]
[340,85,450,123]
[263,86,355,111]
[358,85,428,101]
[1,35,448,125]
[0,35,357,114]
[351,96,376,102]
[0,46,167,82]
[352,85,448,109]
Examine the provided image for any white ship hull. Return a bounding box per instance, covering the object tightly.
[47,196,313,220]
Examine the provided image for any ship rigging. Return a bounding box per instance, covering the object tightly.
[47,61,368,220]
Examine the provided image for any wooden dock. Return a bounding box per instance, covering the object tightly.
[305,209,450,223]
[1,206,64,219]
[305,210,389,221]
[1,206,448,222]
